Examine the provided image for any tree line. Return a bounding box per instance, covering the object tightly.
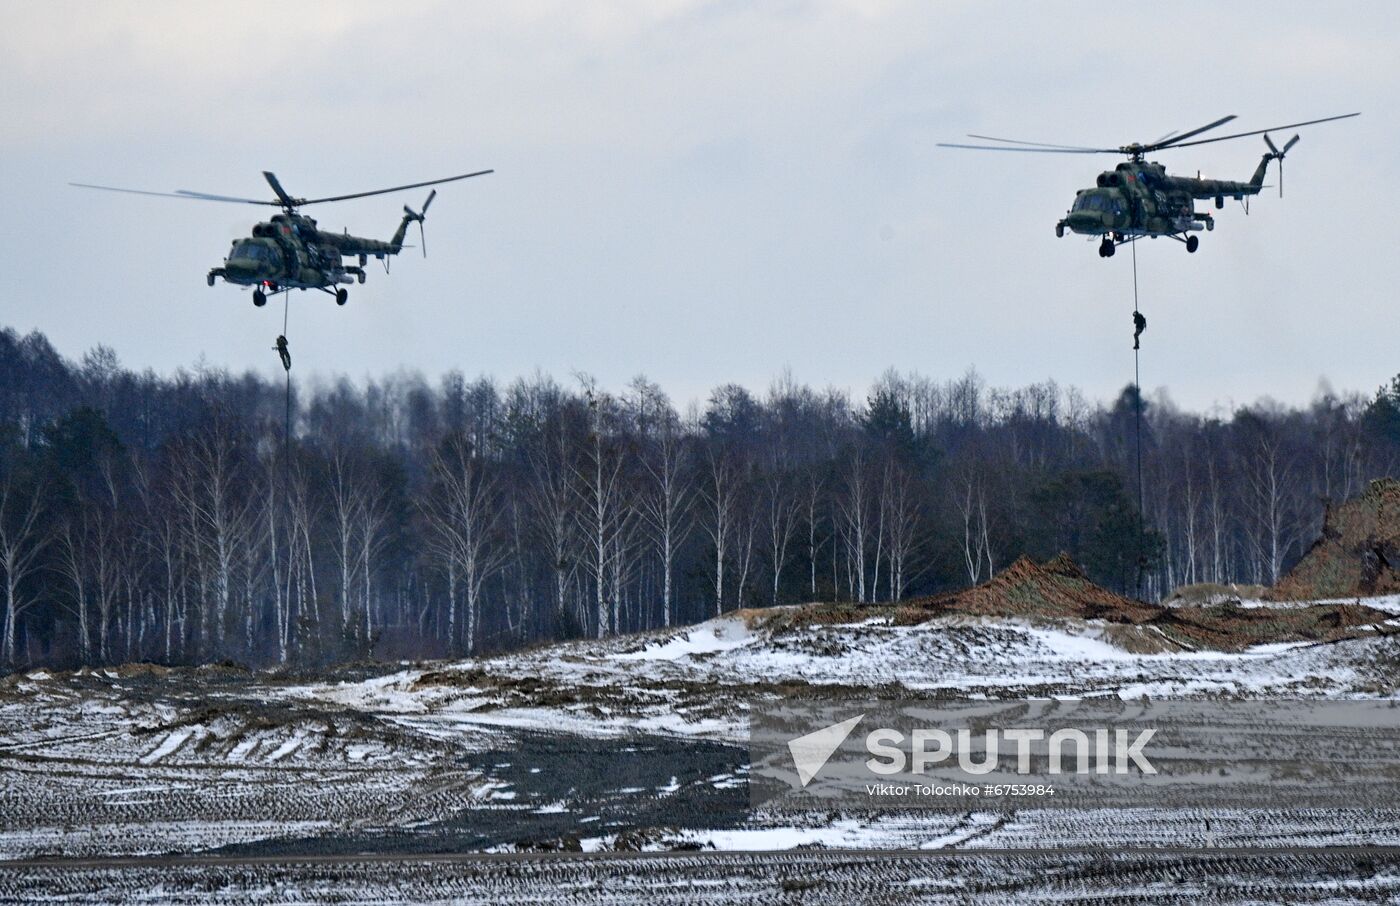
[2,326,1398,670]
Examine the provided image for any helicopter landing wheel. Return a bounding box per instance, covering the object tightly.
[356,271,366,284]
[1099,238,1115,258]
[253,289,267,307]
[206,273,216,287]
[1186,235,1199,253]
[335,288,348,306]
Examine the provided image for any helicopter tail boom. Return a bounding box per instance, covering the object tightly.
[1249,153,1272,190]
[315,189,437,260]
[389,213,414,253]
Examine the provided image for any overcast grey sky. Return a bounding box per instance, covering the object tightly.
[2,1,1395,412]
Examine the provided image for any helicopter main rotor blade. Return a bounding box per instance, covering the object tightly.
[298,169,494,206]
[174,190,278,204]
[936,143,1109,154]
[262,171,299,208]
[1146,114,1237,151]
[71,182,273,204]
[1156,113,1359,151]
[964,134,1110,151]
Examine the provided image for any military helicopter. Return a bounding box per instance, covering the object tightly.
[71,169,492,305]
[939,113,1357,257]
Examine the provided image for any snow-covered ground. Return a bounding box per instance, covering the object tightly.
[2,598,1399,902]
[1237,593,1400,613]
[278,602,1400,746]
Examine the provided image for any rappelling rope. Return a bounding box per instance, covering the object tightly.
[1131,240,1146,598]
[281,294,291,485]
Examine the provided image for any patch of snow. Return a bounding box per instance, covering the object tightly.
[227,737,258,761]
[98,784,181,797]
[139,727,196,764]
[1244,641,1317,656]
[613,618,755,661]
[681,818,869,850]
[1023,626,1135,661]
[532,801,568,814]
[266,733,303,762]
[920,813,1003,849]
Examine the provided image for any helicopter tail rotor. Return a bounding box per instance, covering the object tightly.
[403,189,436,258]
[1263,133,1300,197]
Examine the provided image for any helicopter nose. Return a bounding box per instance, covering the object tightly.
[223,259,260,280]
[1063,212,1100,233]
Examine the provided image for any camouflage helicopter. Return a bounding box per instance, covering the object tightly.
[72,169,492,305]
[939,113,1357,258]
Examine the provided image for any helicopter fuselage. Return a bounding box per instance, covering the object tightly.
[207,211,410,293]
[1057,155,1270,246]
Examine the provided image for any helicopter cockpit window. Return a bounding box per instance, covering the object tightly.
[231,242,272,263]
[1074,194,1108,213]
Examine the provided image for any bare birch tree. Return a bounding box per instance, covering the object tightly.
[528,425,579,631]
[573,382,631,637]
[881,461,921,601]
[763,472,799,606]
[0,475,49,665]
[837,449,871,602]
[426,437,511,653]
[639,420,693,626]
[700,446,739,616]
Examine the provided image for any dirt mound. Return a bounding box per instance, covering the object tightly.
[1144,601,1392,651]
[1269,478,1400,601]
[107,662,173,679]
[895,554,1392,651]
[900,554,1160,623]
[1163,582,1268,608]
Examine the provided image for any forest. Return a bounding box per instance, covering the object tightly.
[2,325,1398,670]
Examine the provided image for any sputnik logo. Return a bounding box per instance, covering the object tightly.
[787,714,864,787]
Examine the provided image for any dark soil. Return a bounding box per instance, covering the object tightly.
[1270,478,1400,601]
